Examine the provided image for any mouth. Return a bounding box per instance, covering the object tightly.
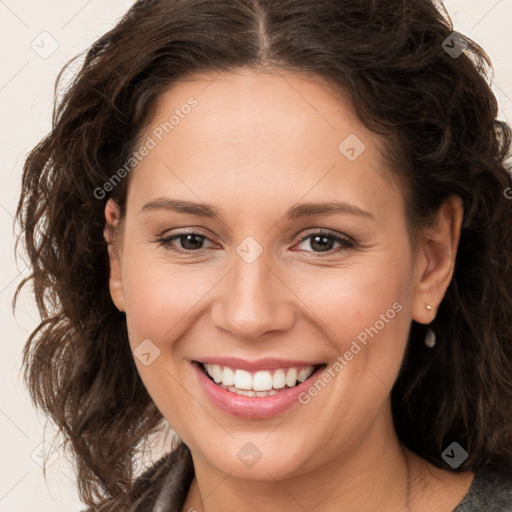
[194,361,326,397]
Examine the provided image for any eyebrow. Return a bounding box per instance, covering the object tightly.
[141,198,375,221]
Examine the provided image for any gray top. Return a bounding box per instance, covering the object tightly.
[452,463,512,511]
[85,443,512,511]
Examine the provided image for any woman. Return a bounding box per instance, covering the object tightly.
[15,0,512,510]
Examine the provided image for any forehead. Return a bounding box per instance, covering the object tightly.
[127,69,404,225]
[147,68,367,161]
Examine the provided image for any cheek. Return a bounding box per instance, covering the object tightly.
[121,228,414,362]
[122,238,413,326]
[294,249,412,334]
[295,245,414,391]
[121,256,212,348]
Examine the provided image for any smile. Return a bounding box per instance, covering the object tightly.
[192,359,326,418]
[200,363,318,397]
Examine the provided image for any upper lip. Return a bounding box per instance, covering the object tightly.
[194,357,324,372]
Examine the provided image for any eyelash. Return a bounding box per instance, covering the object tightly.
[155,229,355,256]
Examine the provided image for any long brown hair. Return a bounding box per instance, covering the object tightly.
[15,0,512,508]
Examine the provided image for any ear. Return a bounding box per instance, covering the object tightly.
[103,198,125,312]
[411,195,464,324]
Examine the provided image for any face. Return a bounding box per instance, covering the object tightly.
[105,68,459,482]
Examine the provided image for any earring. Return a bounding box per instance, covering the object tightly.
[425,328,436,348]
[424,304,436,347]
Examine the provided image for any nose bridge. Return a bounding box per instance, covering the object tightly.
[211,239,294,340]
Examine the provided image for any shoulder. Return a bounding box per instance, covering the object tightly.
[454,465,512,511]
[80,442,194,512]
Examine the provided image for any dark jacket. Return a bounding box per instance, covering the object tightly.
[86,443,512,511]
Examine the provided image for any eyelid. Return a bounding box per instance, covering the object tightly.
[291,229,355,256]
[155,228,217,248]
[292,228,353,245]
[155,227,355,255]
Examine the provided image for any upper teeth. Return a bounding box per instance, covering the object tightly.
[203,364,315,391]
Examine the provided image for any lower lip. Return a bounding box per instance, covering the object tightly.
[192,362,324,419]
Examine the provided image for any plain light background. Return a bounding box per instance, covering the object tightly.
[1,1,511,510]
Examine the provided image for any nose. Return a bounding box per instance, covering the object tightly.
[210,250,295,342]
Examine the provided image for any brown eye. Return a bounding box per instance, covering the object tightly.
[294,230,354,254]
[156,232,215,252]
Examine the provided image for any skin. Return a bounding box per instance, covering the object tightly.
[104,68,472,511]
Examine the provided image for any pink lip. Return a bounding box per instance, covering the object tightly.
[195,356,321,372]
[192,361,325,419]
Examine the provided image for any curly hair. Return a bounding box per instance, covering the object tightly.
[15,0,512,508]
